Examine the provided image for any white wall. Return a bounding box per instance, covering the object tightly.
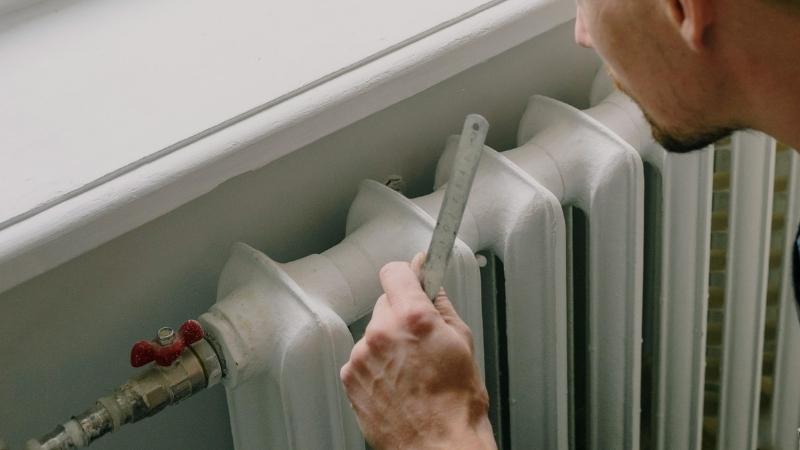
[0,22,599,450]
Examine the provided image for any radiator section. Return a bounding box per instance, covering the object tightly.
[637,148,715,450]
[432,140,569,450]
[201,183,485,449]
[718,133,775,450]
[585,84,715,450]
[512,95,644,450]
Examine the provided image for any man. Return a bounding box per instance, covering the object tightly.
[339,0,800,448]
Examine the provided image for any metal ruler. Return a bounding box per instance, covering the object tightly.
[421,114,489,300]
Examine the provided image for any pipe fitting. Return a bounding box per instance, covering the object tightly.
[26,338,222,450]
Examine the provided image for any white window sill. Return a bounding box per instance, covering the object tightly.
[0,0,575,293]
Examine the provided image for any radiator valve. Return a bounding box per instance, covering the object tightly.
[25,321,223,450]
[130,320,205,367]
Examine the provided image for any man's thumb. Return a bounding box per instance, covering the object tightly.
[433,288,461,321]
[411,252,465,324]
[410,251,425,280]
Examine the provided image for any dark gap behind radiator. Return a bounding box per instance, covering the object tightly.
[567,206,590,450]
[639,162,664,449]
[347,314,374,450]
[480,251,511,450]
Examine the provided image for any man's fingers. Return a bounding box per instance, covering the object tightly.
[369,294,393,324]
[340,359,366,403]
[410,251,425,280]
[434,289,474,348]
[379,261,431,307]
[364,295,396,355]
[348,339,373,376]
[433,288,459,321]
[379,260,441,337]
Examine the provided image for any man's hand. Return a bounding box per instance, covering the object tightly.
[340,253,496,450]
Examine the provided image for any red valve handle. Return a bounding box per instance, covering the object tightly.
[130,320,204,367]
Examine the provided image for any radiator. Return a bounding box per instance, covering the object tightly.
[197,71,800,450]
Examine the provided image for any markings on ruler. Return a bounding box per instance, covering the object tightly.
[421,114,489,300]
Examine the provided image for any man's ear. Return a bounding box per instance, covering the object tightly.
[664,0,714,52]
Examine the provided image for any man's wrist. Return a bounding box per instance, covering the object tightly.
[396,413,495,450]
[410,413,495,450]
[448,414,497,450]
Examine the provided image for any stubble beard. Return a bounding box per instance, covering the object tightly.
[611,73,737,153]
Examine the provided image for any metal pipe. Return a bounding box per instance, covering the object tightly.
[24,338,222,450]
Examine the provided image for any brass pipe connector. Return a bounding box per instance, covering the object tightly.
[26,338,222,450]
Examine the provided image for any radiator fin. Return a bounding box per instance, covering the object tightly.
[703,137,731,450]
[756,143,792,448]
[702,133,777,450]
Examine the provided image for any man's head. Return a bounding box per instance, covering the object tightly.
[575,0,800,153]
